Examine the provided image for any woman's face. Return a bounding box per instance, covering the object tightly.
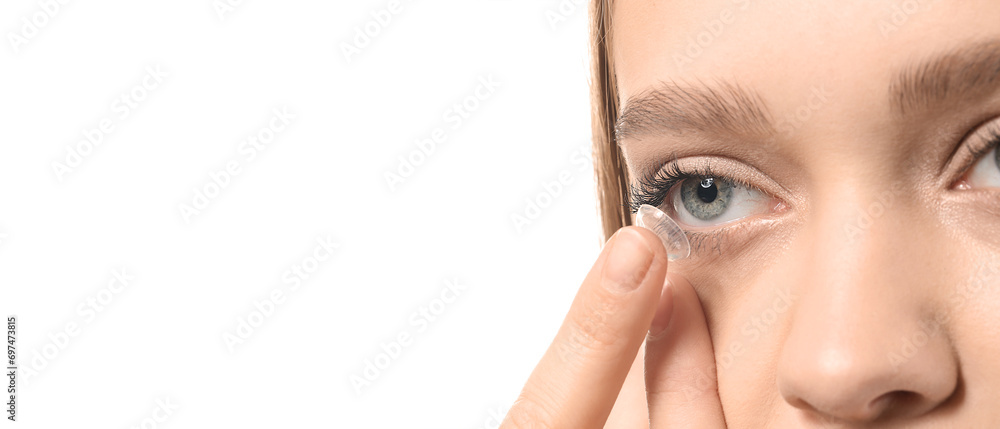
[614,0,1000,425]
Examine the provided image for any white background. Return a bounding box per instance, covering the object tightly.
[0,1,601,427]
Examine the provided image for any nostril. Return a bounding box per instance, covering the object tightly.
[868,390,910,419]
[872,389,949,420]
[783,384,938,423]
[878,389,916,406]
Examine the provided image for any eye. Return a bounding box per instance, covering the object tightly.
[629,159,786,234]
[669,176,772,227]
[962,144,1000,189]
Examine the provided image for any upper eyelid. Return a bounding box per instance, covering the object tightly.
[967,122,1000,160]
[637,156,791,202]
[942,118,1000,184]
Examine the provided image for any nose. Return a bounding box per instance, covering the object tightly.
[779,312,957,422]
[777,199,959,423]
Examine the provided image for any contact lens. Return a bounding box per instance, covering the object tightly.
[635,204,691,261]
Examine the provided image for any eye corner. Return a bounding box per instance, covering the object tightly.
[951,141,999,191]
[771,198,791,214]
[950,176,972,191]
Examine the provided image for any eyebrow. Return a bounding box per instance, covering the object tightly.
[890,40,1000,115]
[614,81,775,142]
[616,39,1000,143]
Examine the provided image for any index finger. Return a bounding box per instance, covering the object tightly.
[502,227,669,429]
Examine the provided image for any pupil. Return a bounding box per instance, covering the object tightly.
[697,178,718,203]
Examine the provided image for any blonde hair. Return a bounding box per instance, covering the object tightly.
[590,0,630,241]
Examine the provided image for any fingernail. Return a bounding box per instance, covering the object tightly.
[603,228,654,293]
[648,279,675,339]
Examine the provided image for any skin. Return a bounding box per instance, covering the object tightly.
[504,0,1000,427]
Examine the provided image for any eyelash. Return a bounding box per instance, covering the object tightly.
[964,123,1000,170]
[629,158,760,213]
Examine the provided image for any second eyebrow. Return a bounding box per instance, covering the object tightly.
[889,39,1000,116]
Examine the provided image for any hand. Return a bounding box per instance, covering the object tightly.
[501,227,726,428]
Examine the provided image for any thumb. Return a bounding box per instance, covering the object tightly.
[645,274,726,428]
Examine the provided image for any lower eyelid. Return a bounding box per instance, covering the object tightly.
[676,199,790,257]
[685,230,724,255]
[683,218,760,256]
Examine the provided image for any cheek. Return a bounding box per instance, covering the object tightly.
[671,219,798,334]
[716,348,781,426]
[700,270,793,425]
[940,196,1000,251]
[941,248,1000,400]
[936,197,1000,402]
[670,227,799,420]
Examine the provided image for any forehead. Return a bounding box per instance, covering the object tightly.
[611,0,1000,103]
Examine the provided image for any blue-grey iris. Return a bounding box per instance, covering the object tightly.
[681,177,733,220]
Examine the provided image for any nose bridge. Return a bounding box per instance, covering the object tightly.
[802,176,919,314]
[776,179,957,421]
[787,182,921,369]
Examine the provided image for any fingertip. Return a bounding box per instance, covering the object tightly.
[622,226,670,263]
[602,227,656,293]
